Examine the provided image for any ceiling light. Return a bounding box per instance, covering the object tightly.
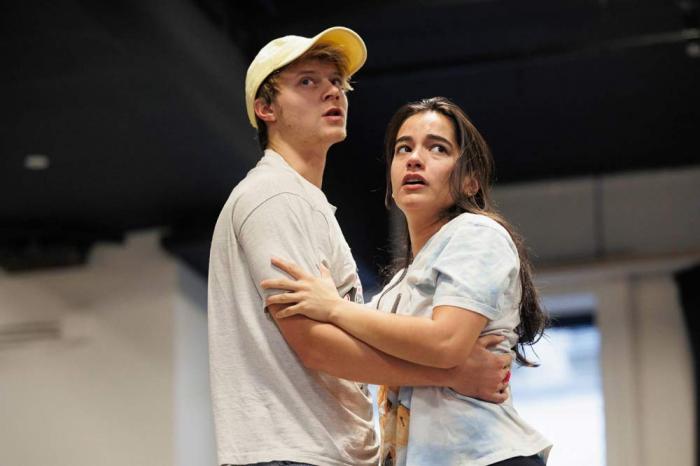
[24,154,50,170]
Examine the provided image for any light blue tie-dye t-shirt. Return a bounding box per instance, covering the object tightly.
[370,213,552,466]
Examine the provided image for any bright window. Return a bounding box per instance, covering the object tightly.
[511,295,606,466]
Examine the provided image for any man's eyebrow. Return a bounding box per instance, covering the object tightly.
[292,69,320,76]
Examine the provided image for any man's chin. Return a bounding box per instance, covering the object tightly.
[326,129,348,145]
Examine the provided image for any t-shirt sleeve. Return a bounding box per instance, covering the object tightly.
[432,223,519,321]
[236,192,329,305]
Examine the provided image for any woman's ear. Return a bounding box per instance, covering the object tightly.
[254,98,276,123]
[463,177,480,197]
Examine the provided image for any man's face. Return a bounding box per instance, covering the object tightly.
[269,58,349,148]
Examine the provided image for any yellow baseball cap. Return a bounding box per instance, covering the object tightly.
[245,26,367,128]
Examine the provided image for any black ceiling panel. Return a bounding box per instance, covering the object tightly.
[2,0,698,276]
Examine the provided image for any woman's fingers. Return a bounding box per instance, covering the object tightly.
[271,257,310,279]
[319,263,331,278]
[275,305,300,319]
[266,292,302,305]
[260,278,301,291]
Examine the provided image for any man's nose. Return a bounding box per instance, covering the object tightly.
[322,80,341,100]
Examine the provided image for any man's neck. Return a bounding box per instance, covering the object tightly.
[267,138,328,188]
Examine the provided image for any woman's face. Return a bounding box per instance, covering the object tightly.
[390,111,460,219]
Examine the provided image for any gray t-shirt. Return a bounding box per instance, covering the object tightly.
[208,150,379,466]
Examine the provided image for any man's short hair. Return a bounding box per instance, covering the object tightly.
[254,43,353,151]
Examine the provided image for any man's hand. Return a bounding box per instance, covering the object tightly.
[447,334,512,403]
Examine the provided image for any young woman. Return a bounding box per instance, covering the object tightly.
[261,97,552,465]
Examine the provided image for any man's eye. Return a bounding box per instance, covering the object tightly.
[332,78,343,86]
[300,77,314,86]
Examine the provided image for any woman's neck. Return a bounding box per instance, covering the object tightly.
[406,213,448,258]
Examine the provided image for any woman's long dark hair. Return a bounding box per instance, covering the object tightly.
[382,97,548,366]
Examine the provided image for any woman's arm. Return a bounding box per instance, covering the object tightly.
[263,257,489,369]
[330,301,487,369]
[268,301,509,400]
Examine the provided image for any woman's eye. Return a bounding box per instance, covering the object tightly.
[395,145,411,154]
[431,145,448,153]
[331,78,342,86]
[300,77,315,86]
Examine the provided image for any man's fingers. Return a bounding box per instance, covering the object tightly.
[271,257,309,279]
[495,352,512,370]
[477,333,506,348]
[480,389,509,404]
[260,278,300,291]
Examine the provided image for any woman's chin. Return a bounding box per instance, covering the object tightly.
[396,199,429,215]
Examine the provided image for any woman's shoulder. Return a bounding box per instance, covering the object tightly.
[368,268,406,311]
[448,212,512,241]
[438,213,519,263]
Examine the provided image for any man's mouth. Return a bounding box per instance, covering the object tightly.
[323,107,344,118]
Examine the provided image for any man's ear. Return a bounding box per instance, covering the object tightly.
[254,98,276,123]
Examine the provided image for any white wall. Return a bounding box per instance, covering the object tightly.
[633,273,695,465]
[0,232,215,466]
[538,255,697,466]
[493,165,700,262]
[174,265,217,466]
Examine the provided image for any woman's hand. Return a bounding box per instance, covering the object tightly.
[260,257,343,322]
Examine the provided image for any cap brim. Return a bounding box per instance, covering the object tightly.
[311,26,367,77]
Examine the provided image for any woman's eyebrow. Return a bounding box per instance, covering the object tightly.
[425,134,453,146]
[395,135,413,145]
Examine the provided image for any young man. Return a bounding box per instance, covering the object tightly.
[208,27,511,466]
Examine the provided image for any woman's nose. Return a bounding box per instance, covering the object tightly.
[406,151,423,169]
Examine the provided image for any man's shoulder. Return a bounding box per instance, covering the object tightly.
[227,165,320,230]
[233,162,302,201]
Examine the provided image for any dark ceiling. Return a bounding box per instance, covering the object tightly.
[1,0,699,288]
